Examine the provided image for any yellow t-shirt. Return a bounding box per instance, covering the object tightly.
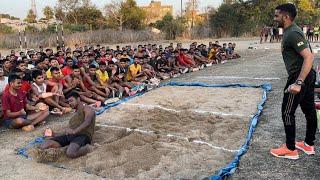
[46,68,62,79]
[96,69,109,83]
[208,48,218,60]
[126,64,141,81]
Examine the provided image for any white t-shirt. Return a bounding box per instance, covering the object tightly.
[303,27,308,34]
[0,77,8,93]
[279,28,283,35]
[112,57,118,63]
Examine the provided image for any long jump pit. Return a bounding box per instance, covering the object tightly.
[26,83,270,179]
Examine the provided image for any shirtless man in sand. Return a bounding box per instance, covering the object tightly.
[40,91,96,158]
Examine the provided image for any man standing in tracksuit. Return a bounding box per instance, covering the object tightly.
[270,3,317,160]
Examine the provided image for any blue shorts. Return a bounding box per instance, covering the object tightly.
[1,116,27,128]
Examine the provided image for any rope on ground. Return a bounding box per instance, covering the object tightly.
[96,123,239,153]
[121,103,251,117]
[196,76,281,80]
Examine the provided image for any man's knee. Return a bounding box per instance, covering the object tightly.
[66,147,79,158]
[40,140,60,149]
[42,109,50,116]
[66,143,80,158]
[11,117,29,128]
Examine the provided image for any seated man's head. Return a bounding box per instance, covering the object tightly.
[31,54,38,62]
[32,69,44,85]
[88,64,97,76]
[17,61,27,72]
[119,58,128,68]
[66,57,74,67]
[99,62,107,72]
[72,65,81,77]
[108,61,116,70]
[3,59,12,69]
[133,57,140,65]
[8,74,22,90]
[36,60,47,70]
[150,51,157,58]
[50,58,59,68]
[50,67,61,79]
[10,68,24,79]
[66,52,72,58]
[67,91,80,109]
[95,56,101,64]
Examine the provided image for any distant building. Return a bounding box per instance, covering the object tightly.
[0,18,22,25]
[141,1,173,24]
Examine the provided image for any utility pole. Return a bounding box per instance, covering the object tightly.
[181,0,183,17]
[31,0,38,19]
[191,0,195,29]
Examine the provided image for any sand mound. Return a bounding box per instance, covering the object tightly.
[28,146,66,163]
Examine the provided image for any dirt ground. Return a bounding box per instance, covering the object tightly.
[1,39,320,179]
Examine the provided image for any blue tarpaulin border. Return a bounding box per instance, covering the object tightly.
[17,82,272,179]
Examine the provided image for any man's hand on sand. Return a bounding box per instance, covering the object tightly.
[65,128,75,135]
[286,83,301,94]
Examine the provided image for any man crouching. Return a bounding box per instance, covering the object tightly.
[40,91,96,158]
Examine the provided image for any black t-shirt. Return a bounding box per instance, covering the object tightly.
[149,58,158,70]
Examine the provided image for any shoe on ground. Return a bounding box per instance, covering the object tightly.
[206,63,213,67]
[270,144,299,160]
[295,141,315,155]
[182,68,189,74]
[192,67,200,72]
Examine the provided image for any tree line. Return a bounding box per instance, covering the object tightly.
[10,0,320,38]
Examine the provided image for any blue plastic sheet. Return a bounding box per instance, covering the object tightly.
[17,82,271,179]
[17,136,45,159]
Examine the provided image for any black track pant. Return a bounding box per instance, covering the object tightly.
[282,70,317,150]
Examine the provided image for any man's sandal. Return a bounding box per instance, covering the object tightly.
[22,125,35,132]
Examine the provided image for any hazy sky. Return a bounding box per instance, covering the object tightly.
[0,0,223,19]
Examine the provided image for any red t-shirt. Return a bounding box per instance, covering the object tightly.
[57,56,65,65]
[100,57,107,63]
[21,81,31,94]
[2,89,27,119]
[61,66,73,76]
[3,80,31,95]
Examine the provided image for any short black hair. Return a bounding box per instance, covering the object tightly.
[120,58,128,62]
[8,74,22,83]
[89,64,96,69]
[72,65,80,70]
[275,3,297,20]
[50,66,60,73]
[66,91,80,99]
[32,69,43,79]
[49,57,57,62]
[66,57,73,62]
[16,61,25,66]
[10,68,22,75]
[99,61,106,66]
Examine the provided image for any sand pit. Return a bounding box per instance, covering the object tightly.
[29,86,263,179]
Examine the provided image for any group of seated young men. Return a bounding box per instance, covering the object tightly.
[0,41,240,131]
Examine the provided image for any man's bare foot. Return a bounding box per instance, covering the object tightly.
[22,125,35,132]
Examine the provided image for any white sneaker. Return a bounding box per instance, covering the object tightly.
[192,68,199,72]
[206,63,213,67]
[182,68,189,74]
